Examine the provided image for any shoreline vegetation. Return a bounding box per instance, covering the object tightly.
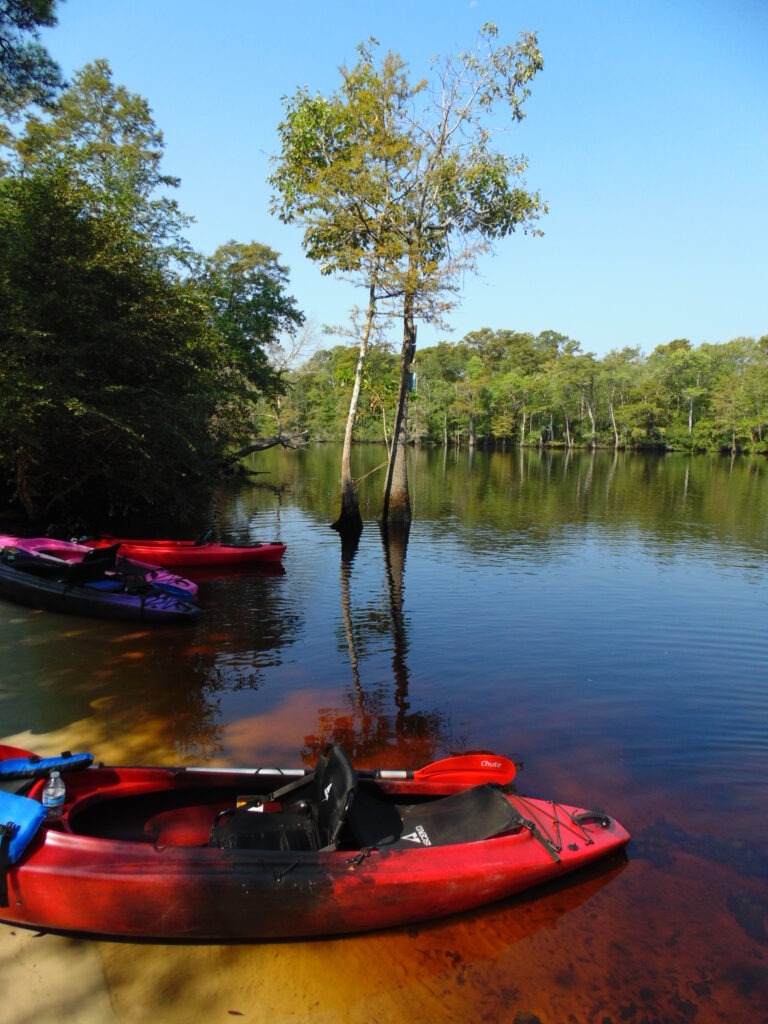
[277,331,768,458]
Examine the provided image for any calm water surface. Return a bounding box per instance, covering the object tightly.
[1,446,766,1023]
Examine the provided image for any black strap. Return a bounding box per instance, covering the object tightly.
[264,772,316,804]
[0,822,12,907]
[239,771,317,812]
[510,808,561,863]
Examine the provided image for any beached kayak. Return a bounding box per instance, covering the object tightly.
[0,536,198,601]
[0,546,199,623]
[0,743,629,940]
[86,536,286,567]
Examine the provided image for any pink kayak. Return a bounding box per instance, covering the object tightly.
[0,536,198,601]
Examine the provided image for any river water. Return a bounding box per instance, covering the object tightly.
[1,445,766,1023]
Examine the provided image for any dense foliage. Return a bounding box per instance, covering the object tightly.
[278,330,768,454]
[0,167,224,521]
[0,59,302,524]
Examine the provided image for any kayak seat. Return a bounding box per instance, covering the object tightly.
[347,783,523,850]
[311,743,358,849]
[209,744,358,853]
[63,556,116,585]
[82,543,120,568]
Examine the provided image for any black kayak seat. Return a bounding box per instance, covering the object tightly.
[82,543,120,568]
[347,783,523,850]
[312,744,357,849]
[209,744,358,853]
[64,556,116,585]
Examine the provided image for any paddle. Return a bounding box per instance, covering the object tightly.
[187,751,518,787]
[399,751,519,785]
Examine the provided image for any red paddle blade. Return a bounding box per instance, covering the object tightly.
[414,752,517,786]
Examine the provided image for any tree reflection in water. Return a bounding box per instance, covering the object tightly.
[304,523,451,769]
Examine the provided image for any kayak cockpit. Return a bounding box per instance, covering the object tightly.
[62,745,527,854]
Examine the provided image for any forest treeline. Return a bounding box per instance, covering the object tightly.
[279,329,768,455]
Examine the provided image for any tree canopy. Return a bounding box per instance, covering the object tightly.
[271,25,548,528]
[0,0,62,113]
[14,59,191,256]
[0,56,303,524]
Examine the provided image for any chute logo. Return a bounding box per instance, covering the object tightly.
[402,825,431,846]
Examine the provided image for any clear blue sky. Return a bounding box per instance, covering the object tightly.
[40,0,767,358]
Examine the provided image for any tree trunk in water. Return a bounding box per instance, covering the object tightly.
[586,400,596,448]
[331,284,376,538]
[609,395,620,449]
[520,406,526,447]
[380,287,415,525]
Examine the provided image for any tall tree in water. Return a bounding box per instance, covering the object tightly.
[272,26,546,529]
[270,43,413,537]
[378,24,547,523]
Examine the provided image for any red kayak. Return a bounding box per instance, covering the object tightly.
[0,743,629,940]
[86,536,286,567]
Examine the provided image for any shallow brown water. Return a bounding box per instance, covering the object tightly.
[1,447,766,1022]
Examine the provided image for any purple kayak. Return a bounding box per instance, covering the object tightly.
[0,541,199,624]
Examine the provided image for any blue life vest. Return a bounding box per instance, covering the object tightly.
[0,792,48,906]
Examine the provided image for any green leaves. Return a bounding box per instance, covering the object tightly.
[0,0,62,113]
[201,242,303,376]
[14,60,190,258]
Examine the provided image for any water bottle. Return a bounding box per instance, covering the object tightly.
[42,770,66,818]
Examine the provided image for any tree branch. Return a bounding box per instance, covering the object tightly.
[227,431,309,461]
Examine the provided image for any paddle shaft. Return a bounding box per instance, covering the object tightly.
[185,752,517,784]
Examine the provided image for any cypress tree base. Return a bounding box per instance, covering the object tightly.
[331,489,363,539]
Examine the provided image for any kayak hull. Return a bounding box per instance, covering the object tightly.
[87,537,286,567]
[0,558,199,623]
[1,748,629,940]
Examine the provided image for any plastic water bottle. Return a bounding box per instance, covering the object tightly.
[42,770,66,818]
